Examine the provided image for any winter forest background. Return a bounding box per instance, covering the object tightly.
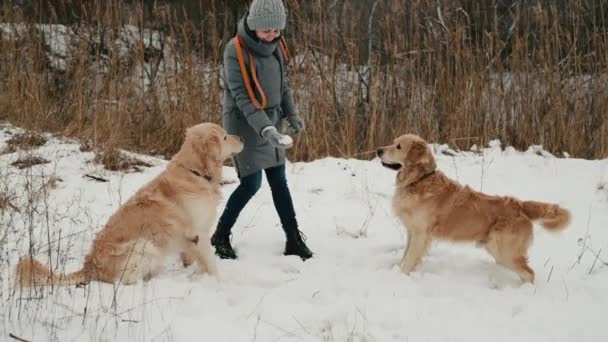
[1,0,606,161]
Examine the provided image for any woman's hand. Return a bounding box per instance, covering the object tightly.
[286,115,305,133]
[261,126,293,149]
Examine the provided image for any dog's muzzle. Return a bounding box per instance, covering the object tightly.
[230,142,244,157]
[377,149,401,170]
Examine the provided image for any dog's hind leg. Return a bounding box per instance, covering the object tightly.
[116,239,163,285]
[401,230,431,274]
[510,256,535,283]
[486,219,535,283]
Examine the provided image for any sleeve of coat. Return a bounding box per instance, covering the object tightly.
[280,61,298,118]
[223,42,273,135]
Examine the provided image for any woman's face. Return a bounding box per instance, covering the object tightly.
[255,29,281,43]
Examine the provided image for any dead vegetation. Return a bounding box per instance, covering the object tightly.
[0,1,606,160]
[10,156,50,169]
[93,146,152,172]
[0,190,17,212]
[6,132,47,150]
[0,145,16,155]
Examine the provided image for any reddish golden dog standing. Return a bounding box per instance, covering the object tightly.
[16,123,243,287]
[377,134,571,283]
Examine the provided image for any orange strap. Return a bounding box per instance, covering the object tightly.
[278,37,290,64]
[234,35,291,110]
[235,35,267,110]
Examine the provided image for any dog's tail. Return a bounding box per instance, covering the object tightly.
[522,201,571,231]
[15,256,89,287]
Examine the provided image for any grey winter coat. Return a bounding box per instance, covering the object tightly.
[222,18,299,178]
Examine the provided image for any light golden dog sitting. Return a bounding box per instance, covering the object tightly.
[377,134,570,283]
[16,123,243,287]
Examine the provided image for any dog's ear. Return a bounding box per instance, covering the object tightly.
[399,141,436,185]
[197,134,221,171]
[182,133,222,178]
[406,142,427,163]
[411,141,436,174]
[204,134,222,157]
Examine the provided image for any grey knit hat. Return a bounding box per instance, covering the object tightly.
[247,0,286,30]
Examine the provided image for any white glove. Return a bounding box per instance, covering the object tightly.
[261,126,293,149]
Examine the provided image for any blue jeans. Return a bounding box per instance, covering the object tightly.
[216,164,298,236]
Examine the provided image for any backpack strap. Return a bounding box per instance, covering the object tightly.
[234,35,267,110]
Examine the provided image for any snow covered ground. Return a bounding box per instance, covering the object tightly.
[0,123,607,342]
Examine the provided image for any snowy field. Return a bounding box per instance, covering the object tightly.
[0,123,607,342]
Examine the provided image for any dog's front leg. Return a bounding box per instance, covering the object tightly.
[180,252,194,268]
[198,237,217,276]
[182,233,218,277]
[180,235,199,267]
[400,231,430,274]
[399,232,412,269]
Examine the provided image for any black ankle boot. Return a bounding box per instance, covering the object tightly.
[210,230,237,260]
[284,229,313,260]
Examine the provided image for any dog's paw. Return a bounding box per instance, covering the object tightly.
[400,263,415,274]
[391,263,413,275]
[487,270,523,289]
[187,272,205,282]
[188,270,221,283]
[180,252,194,268]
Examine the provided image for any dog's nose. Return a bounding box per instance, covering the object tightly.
[377,149,384,157]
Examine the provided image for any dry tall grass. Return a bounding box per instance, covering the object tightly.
[1,0,606,160]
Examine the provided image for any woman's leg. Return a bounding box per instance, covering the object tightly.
[211,171,262,259]
[264,164,298,229]
[265,165,313,259]
[217,171,263,230]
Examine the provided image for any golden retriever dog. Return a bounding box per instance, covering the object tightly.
[16,123,243,287]
[377,134,570,283]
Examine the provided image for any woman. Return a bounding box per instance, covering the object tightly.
[211,0,313,260]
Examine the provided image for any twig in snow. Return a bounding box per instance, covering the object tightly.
[292,316,316,339]
[121,319,139,323]
[588,248,605,275]
[9,333,30,342]
[576,204,594,265]
[83,173,108,182]
[250,314,261,342]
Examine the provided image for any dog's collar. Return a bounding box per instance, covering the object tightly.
[407,169,436,187]
[177,163,213,182]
